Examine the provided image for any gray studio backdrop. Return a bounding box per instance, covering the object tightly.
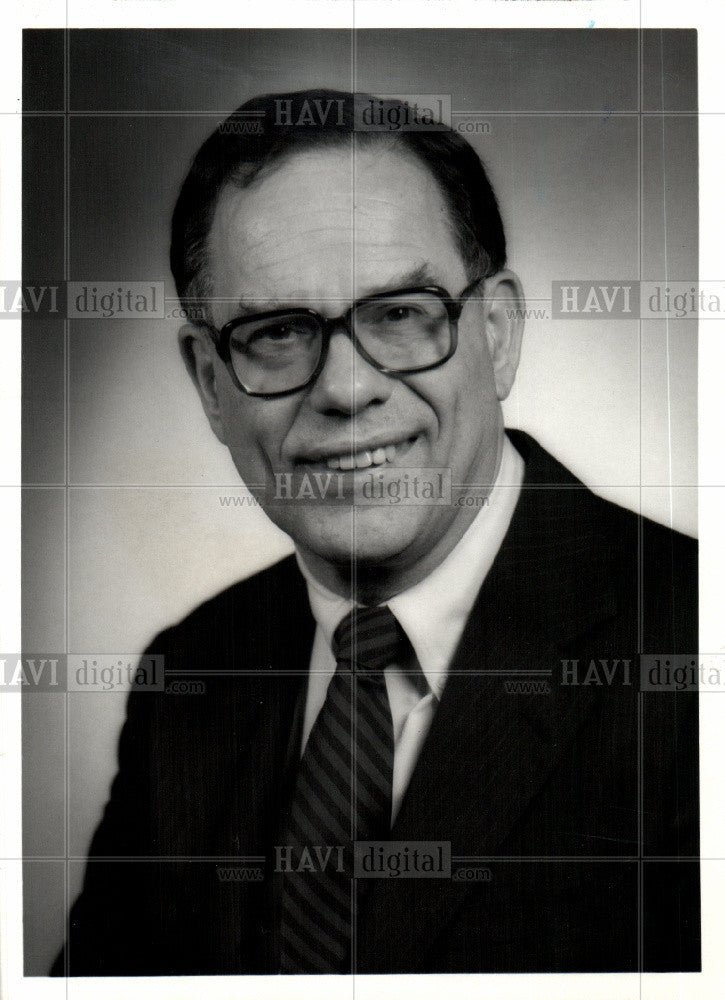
[21,29,697,974]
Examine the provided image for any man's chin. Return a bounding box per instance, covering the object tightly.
[283,504,428,571]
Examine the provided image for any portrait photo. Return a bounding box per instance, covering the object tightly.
[16,25,702,987]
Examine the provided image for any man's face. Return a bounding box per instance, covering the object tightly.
[202,144,510,590]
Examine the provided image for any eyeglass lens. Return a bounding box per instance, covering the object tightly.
[227,290,451,394]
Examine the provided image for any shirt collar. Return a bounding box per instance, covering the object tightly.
[296,433,524,700]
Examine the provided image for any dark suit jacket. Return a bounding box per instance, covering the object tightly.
[51,430,700,975]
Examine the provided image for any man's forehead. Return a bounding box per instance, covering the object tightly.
[224,264,444,317]
[207,145,462,308]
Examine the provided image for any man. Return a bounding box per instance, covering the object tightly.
[52,89,699,976]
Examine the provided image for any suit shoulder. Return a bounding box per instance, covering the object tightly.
[593,494,697,570]
[506,430,697,649]
[514,429,696,560]
[588,494,697,651]
[143,554,307,667]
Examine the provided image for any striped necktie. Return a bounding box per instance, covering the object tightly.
[278,604,405,973]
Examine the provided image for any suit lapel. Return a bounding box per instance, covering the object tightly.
[202,559,315,971]
[220,556,316,856]
[356,431,618,972]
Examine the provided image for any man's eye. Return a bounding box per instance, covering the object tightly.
[375,303,430,325]
[245,322,317,349]
[255,323,298,341]
[385,306,413,322]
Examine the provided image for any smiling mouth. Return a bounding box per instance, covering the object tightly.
[299,436,419,471]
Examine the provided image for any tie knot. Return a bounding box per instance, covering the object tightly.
[331,605,405,676]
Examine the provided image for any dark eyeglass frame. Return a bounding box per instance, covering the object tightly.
[203,276,485,398]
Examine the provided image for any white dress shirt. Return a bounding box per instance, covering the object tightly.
[295,434,525,823]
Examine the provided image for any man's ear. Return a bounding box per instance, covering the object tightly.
[178,323,228,444]
[481,269,525,401]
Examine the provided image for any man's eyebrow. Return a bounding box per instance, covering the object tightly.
[357,265,441,298]
[228,265,443,319]
[229,294,293,317]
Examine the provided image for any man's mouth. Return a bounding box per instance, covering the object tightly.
[326,443,398,471]
[296,435,419,471]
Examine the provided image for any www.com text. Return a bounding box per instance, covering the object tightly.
[505,306,549,320]
[219,493,489,508]
[217,120,264,136]
[216,867,265,882]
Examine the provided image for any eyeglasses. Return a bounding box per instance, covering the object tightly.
[204,277,484,398]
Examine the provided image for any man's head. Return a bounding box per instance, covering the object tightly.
[171,90,525,599]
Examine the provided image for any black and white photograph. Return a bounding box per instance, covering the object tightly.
[4,15,722,998]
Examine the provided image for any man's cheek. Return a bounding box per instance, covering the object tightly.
[219,408,268,480]
[218,393,270,467]
[239,430,277,478]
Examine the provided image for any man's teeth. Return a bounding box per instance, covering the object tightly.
[326,443,398,471]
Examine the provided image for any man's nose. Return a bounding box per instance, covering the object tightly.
[306,329,395,415]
